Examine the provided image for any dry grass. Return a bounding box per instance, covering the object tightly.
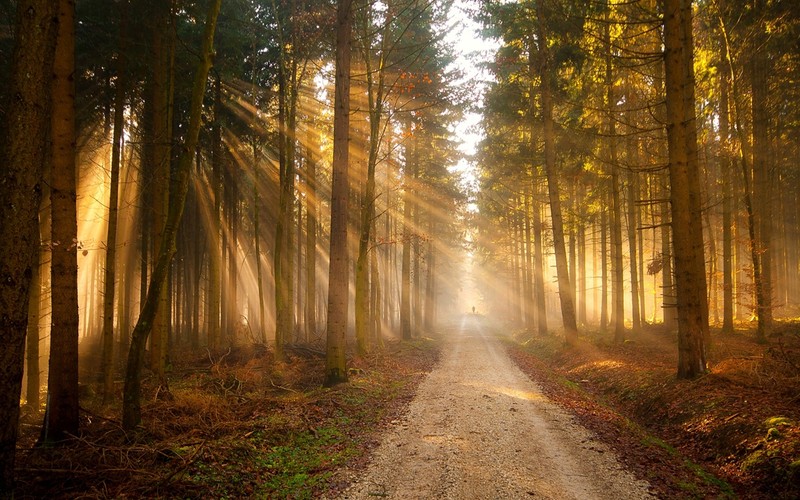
[14,339,440,499]
[510,322,800,499]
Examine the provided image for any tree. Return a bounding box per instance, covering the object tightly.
[100,0,129,403]
[0,0,58,489]
[534,0,578,345]
[602,2,625,343]
[123,0,223,429]
[304,124,319,340]
[663,0,708,379]
[145,0,175,382]
[749,0,773,340]
[42,0,80,444]
[354,0,393,355]
[325,0,353,387]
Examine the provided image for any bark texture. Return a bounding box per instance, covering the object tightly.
[0,1,58,489]
[325,0,353,386]
[663,0,708,378]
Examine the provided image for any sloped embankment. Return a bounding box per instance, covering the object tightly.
[507,326,800,499]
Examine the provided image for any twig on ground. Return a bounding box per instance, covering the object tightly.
[269,378,298,393]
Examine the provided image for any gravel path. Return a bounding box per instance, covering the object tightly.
[335,315,655,499]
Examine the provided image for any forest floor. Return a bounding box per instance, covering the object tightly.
[507,320,800,499]
[14,338,440,498]
[12,318,799,498]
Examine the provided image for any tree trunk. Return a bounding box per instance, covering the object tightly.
[147,0,173,383]
[207,76,222,350]
[101,1,128,402]
[424,224,436,332]
[600,202,609,330]
[0,2,57,488]
[720,62,734,332]
[750,0,772,339]
[627,158,642,331]
[355,19,388,353]
[371,234,382,345]
[253,141,267,341]
[324,0,353,387]
[42,0,80,444]
[663,0,708,379]
[26,237,42,412]
[530,184,548,335]
[604,7,625,343]
[412,189,422,333]
[123,0,222,429]
[305,125,318,340]
[717,4,768,340]
[400,118,414,341]
[523,192,535,330]
[577,182,587,325]
[535,3,577,344]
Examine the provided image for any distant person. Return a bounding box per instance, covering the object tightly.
[472,305,476,315]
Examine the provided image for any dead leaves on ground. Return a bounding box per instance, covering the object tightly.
[15,339,440,499]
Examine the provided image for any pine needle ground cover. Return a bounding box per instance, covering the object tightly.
[507,323,800,499]
[14,339,440,499]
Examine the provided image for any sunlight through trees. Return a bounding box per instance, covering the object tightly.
[0,0,799,494]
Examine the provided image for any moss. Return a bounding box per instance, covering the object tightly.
[642,434,678,457]
[742,449,770,472]
[675,480,700,496]
[764,416,792,428]
[684,459,735,498]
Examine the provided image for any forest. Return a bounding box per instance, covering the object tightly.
[0,0,798,497]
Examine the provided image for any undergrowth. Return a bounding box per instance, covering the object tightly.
[507,324,800,499]
[14,338,440,499]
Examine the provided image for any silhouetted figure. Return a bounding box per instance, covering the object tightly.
[472,306,476,315]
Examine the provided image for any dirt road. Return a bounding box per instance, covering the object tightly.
[336,316,655,499]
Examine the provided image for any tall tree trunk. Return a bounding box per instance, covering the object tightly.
[664,0,708,379]
[576,181,587,325]
[26,235,42,412]
[42,0,79,444]
[720,63,734,332]
[531,185,548,336]
[305,125,318,340]
[253,141,266,342]
[123,0,222,429]
[0,1,57,488]
[535,3,577,344]
[371,234,382,345]
[627,171,641,330]
[604,6,625,343]
[527,41,547,335]
[274,65,297,354]
[400,118,414,341]
[147,0,174,383]
[600,202,609,330]
[717,5,768,340]
[226,160,239,343]
[424,223,436,332]
[510,216,521,323]
[207,76,223,350]
[355,18,388,353]
[750,0,772,338]
[101,2,128,402]
[412,189,422,333]
[325,0,353,386]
